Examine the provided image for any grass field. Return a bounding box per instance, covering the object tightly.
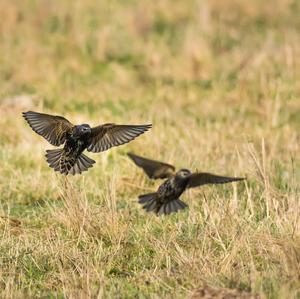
[0,0,300,298]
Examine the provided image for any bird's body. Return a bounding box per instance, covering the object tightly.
[63,125,91,158]
[153,175,190,213]
[128,153,245,215]
[158,175,189,204]
[46,125,93,174]
[23,111,151,175]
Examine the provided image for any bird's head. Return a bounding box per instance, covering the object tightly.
[176,168,192,178]
[75,124,91,136]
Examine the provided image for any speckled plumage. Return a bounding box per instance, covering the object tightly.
[128,153,245,215]
[23,111,151,175]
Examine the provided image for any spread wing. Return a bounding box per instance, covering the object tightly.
[188,172,245,188]
[127,152,175,179]
[87,123,152,153]
[23,111,73,146]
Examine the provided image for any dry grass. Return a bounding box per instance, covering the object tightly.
[0,0,300,298]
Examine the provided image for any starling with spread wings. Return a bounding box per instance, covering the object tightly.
[128,153,245,215]
[23,111,151,175]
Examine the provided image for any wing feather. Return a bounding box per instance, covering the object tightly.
[87,123,152,153]
[127,152,175,179]
[23,111,73,146]
[188,172,245,188]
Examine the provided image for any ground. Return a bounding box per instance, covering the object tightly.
[0,0,299,298]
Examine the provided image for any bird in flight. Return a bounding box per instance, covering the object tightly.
[23,111,151,175]
[128,153,245,216]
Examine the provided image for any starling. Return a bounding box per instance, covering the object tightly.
[23,111,151,175]
[128,153,245,215]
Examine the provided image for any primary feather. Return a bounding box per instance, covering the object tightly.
[23,111,73,146]
[187,173,245,188]
[88,124,152,153]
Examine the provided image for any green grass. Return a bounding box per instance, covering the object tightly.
[0,0,300,298]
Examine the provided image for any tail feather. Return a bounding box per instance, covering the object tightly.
[165,203,172,214]
[45,150,95,175]
[81,154,94,168]
[67,153,95,175]
[138,193,157,204]
[68,162,80,175]
[169,201,176,212]
[138,193,188,215]
[158,198,188,215]
[46,149,63,171]
[176,199,188,210]
[158,205,165,215]
[69,153,95,175]
[143,198,157,212]
[138,193,158,213]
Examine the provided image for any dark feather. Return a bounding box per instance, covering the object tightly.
[143,199,157,212]
[127,152,175,179]
[87,124,152,153]
[156,199,188,215]
[23,111,73,146]
[138,192,158,204]
[187,172,245,188]
[138,193,158,212]
[45,150,95,175]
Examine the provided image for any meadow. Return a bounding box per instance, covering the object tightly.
[0,0,299,298]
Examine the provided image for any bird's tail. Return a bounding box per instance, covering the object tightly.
[138,193,188,215]
[45,149,95,175]
[138,193,158,212]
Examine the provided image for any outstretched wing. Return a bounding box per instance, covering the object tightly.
[188,172,245,188]
[127,152,175,179]
[23,111,73,146]
[87,123,152,153]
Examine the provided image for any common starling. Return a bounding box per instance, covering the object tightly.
[23,111,151,175]
[128,153,245,215]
